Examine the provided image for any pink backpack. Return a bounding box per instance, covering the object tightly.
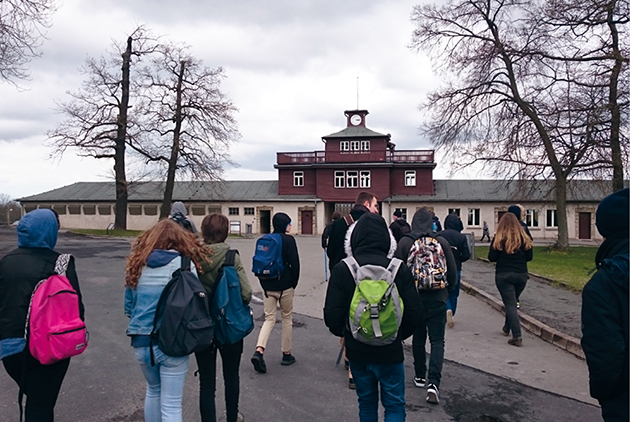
[26,254,88,365]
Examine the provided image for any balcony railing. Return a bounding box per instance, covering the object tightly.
[277,149,434,164]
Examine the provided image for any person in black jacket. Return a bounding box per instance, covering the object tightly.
[581,188,629,422]
[488,213,533,347]
[0,209,85,422]
[325,191,378,274]
[321,212,341,250]
[324,212,421,421]
[437,213,471,328]
[396,207,457,405]
[251,212,300,373]
[389,209,411,243]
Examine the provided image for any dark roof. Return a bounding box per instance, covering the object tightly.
[18,181,318,203]
[19,179,623,204]
[322,126,389,139]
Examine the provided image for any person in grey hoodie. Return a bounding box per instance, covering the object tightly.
[396,207,457,405]
[169,201,198,234]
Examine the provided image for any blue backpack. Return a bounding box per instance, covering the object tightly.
[211,250,254,345]
[252,233,284,279]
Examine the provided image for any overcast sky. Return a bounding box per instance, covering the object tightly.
[0,0,453,199]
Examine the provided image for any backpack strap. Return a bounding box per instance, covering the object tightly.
[385,258,403,283]
[223,250,238,267]
[180,255,192,271]
[343,214,355,227]
[342,257,360,284]
[54,254,72,276]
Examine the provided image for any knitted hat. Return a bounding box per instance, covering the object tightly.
[596,188,629,238]
[507,205,521,220]
[393,209,403,218]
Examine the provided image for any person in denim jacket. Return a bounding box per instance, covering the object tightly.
[124,219,206,422]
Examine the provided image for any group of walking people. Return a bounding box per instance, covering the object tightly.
[0,189,627,422]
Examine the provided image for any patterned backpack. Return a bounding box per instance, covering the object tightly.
[406,237,448,290]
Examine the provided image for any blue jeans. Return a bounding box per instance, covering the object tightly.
[495,272,527,338]
[349,360,406,422]
[446,271,461,315]
[134,346,189,422]
[413,300,446,387]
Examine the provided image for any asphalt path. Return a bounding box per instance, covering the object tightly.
[0,229,602,421]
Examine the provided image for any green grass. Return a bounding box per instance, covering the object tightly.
[475,245,598,292]
[70,229,144,237]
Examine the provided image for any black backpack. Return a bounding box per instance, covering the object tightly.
[150,256,214,362]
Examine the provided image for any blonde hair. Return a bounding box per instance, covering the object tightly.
[491,213,533,255]
[125,219,206,288]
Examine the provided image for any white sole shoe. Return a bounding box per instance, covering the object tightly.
[446,309,454,328]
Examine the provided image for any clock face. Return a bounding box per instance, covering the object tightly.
[350,114,362,126]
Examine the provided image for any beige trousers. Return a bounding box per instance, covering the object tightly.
[256,288,294,353]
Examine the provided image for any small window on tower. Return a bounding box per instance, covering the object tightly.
[361,141,370,151]
[335,171,345,188]
[347,171,358,188]
[405,170,416,187]
[340,141,349,152]
[360,171,371,188]
[293,171,304,187]
[351,140,360,151]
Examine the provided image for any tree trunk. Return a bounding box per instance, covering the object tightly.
[554,175,570,250]
[114,36,132,230]
[607,0,624,192]
[159,60,186,219]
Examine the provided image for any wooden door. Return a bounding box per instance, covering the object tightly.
[301,210,313,235]
[579,212,591,239]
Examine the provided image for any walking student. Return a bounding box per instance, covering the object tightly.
[0,209,85,422]
[196,214,252,422]
[124,219,205,421]
[488,213,533,347]
[581,188,628,422]
[436,213,470,328]
[324,213,422,421]
[389,209,411,243]
[251,212,300,373]
[396,207,456,405]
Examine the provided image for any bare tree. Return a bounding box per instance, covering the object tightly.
[0,0,57,83]
[0,193,20,224]
[134,43,240,219]
[48,27,157,229]
[410,0,622,249]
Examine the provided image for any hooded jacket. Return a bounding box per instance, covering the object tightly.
[169,201,197,234]
[324,213,422,365]
[198,242,252,304]
[0,209,84,358]
[395,208,457,303]
[257,213,300,292]
[581,201,629,419]
[436,214,471,271]
[326,204,370,270]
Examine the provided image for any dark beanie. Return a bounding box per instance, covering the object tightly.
[507,205,521,220]
[393,209,403,218]
[596,188,629,238]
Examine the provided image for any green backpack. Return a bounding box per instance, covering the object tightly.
[343,256,404,346]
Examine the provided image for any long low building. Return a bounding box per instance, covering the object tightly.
[18,178,621,242]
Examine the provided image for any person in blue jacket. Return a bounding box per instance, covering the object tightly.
[581,188,629,422]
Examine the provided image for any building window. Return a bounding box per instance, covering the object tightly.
[351,140,360,151]
[546,209,558,227]
[467,208,480,226]
[229,207,239,216]
[83,205,96,215]
[526,209,539,228]
[68,205,81,215]
[405,170,416,187]
[395,208,407,220]
[361,140,370,151]
[347,171,359,188]
[244,207,255,216]
[128,205,142,216]
[53,205,67,215]
[335,171,345,188]
[144,205,158,216]
[97,205,111,215]
[360,171,371,188]
[293,171,304,187]
[208,206,221,215]
[340,141,349,151]
[448,208,461,217]
[191,205,206,216]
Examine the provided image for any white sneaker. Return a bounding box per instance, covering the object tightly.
[413,377,426,388]
[446,309,454,328]
[426,384,440,404]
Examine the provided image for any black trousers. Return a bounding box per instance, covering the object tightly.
[195,340,243,422]
[3,350,70,422]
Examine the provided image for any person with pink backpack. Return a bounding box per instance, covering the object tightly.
[0,209,85,422]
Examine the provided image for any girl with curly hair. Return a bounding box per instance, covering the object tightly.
[124,219,206,421]
[488,213,533,347]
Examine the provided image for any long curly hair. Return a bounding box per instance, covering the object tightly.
[491,213,533,255]
[125,219,206,288]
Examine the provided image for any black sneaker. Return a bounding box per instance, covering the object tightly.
[281,353,296,366]
[251,351,267,373]
[426,384,439,404]
[413,377,426,388]
[348,377,356,389]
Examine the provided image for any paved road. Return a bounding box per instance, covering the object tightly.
[0,229,602,421]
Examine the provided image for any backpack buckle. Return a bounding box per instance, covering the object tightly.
[369,304,379,319]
